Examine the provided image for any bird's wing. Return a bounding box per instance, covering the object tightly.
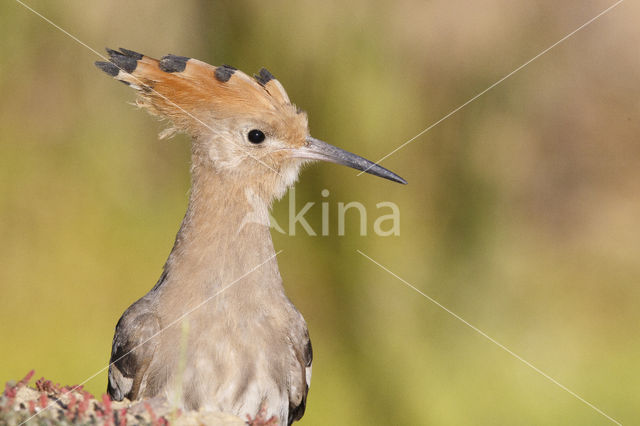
[107,298,161,401]
[288,329,312,425]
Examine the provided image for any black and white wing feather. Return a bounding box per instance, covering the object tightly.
[107,298,161,401]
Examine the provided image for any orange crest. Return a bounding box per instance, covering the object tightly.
[96,48,307,146]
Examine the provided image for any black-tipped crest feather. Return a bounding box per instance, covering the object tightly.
[95,61,120,77]
[106,48,138,73]
[214,64,237,82]
[159,54,189,73]
[254,68,275,86]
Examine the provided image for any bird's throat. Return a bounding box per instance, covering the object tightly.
[152,162,283,310]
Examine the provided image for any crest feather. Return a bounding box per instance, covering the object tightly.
[95,48,298,139]
[254,68,291,105]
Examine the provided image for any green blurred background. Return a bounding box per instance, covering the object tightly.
[1,0,638,424]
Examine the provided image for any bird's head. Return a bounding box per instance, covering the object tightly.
[96,49,406,200]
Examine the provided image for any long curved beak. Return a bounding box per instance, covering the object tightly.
[292,136,407,184]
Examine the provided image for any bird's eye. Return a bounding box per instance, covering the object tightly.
[247,129,266,144]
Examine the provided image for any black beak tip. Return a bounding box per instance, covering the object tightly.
[374,169,407,185]
[388,174,408,185]
[362,167,407,184]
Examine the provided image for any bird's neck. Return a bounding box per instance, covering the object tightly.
[154,160,283,305]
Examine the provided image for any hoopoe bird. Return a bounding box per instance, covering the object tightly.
[96,48,406,425]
